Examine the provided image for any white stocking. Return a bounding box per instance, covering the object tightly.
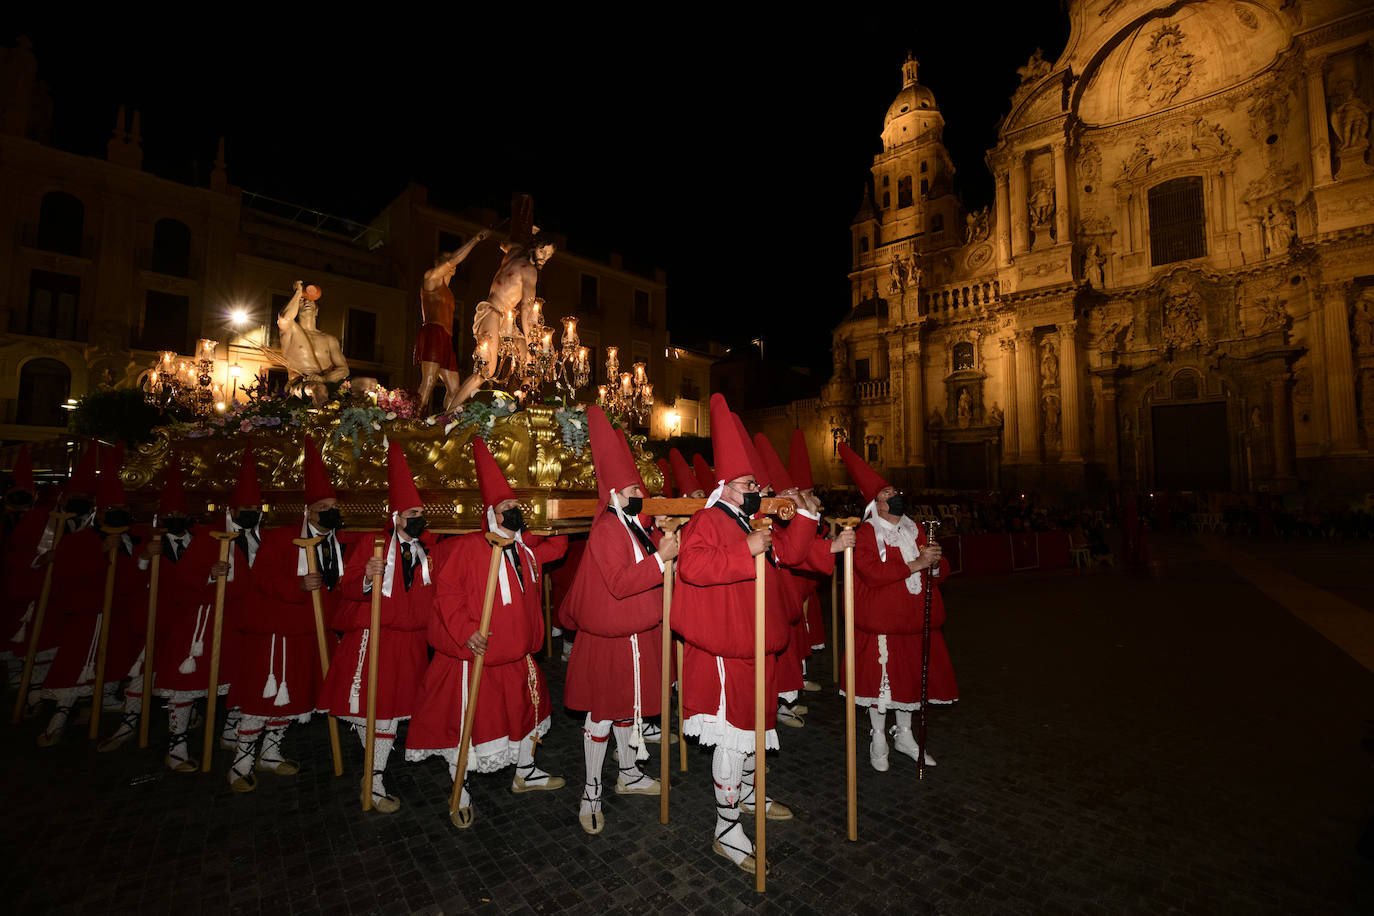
[895,709,913,730]
[108,675,143,740]
[44,688,76,738]
[167,698,193,764]
[259,719,289,765]
[447,756,473,810]
[221,706,241,744]
[613,719,654,790]
[712,746,751,865]
[356,720,396,799]
[582,715,611,816]
[230,715,264,782]
[869,706,888,749]
[514,733,552,786]
[740,751,770,812]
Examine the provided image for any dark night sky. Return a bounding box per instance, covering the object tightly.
[8,10,1068,378]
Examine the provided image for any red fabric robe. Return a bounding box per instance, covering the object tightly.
[2,501,57,653]
[842,520,957,707]
[317,530,435,721]
[149,529,245,696]
[41,527,147,689]
[560,509,664,722]
[405,530,567,769]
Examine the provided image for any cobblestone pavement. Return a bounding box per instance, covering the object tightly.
[4,533,1373,914]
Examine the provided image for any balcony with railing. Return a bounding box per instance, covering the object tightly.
[920,279,1000,317]
[855,378,891,401]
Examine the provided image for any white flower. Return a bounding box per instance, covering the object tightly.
[385,411,397,421]
[371,422,381,431]
[444,420,458,435]
[425,416,436,426]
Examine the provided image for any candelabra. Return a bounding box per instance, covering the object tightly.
[596,345,654,424]
[143,338,227,417]
[473,298,591,401]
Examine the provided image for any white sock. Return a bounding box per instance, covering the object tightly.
[108,676,143,740]
[221,706,241,743]
[167,699,193,764]
[447,757,472,810]
[740,752,770,812]
[712,746,750,865]
[514,734,551,785]
[895,709,913,731]
[28,648,55,704]
[582,715,611,816]
[357,721,396,799]
[102,681,120,708]
[44,689,76,738]
[259,720,289,765]
[869,707,888,743]
[230,715,264,782]
[613,720,652,787]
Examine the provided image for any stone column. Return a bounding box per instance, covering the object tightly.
[995,170,1012,267]
[1270,375,1294,478]
[1052,141,1071,246]
[1000,338,1019,463]
[1305,59,1333,185]
[1014,329,1039,463]
[1009,153,1030,256]
[1323,284,1360,452]
[1101,378,1120,482]
[906,337,926,473]
[887,333,906,464]
[1059,320,1082,461]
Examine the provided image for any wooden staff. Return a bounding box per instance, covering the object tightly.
[829,519,840,683]
[449,531,513,819]
[658,517,685,825]
[89,526,129,741]
[12,511,74,724]
[294,535,344,777]
[138,527,166,748]
[676,639,686,773]
[836,516,861,841]
[750,516,773,894]
[201,531,237,771]
[543,569,554,660]
[362,534,385,811]
[918,519,941,782]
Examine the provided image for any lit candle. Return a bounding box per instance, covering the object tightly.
[541,331,553,354]
[598,385,608,403]
[642,383,654,407]
[531,299,542,326]
[148,370,158,387]
[160,351,175,371]
[620,372,632,397]
[576,347,588,370]
[502,309,514,337]
[633,362,646,383]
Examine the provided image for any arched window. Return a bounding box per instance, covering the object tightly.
[150,218,192,277]
[953,341,974,371]
[897,176,913,209]
[1148,177,1206,265]
[17,358,71,426]
[37,192,84,256]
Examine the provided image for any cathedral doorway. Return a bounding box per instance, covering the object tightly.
[1151,402,1229,490]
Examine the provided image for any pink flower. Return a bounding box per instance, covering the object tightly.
[240,420,253,432]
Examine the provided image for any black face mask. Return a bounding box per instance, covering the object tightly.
[885,495,906,517]
[403,515,427,538]
[622,495,643,516]
[164,518,192,537]
[315,508,343,531]
[65,498,93,517]
[6,491,33,507]
[234,510,261,530]
[740,491,762,516]
[500,507,525,532]
[103,508,132,528]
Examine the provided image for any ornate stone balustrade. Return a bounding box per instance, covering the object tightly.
[920,279,1001,317]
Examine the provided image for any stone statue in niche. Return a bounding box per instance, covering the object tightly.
[1095,317,1133,353]
[1354,288,1374,349]
[1251,296,1289,334]
[1029,181,1056,230]
[888,251,921,297]
[1082,244,1106,288]
[1043,395,1061,445]
[957,388,972,427]
[989,402,1004,426]
[1040,339,1059,388]
[1329,78,1371,152]
[1250,406,1264,431]
[1265,204,1296,254]
[1138,24,1200,108]
[964,207,991,244]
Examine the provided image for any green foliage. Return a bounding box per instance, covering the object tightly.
[554,405,589,455]
[331,405,389,457]
[68,388,165,443]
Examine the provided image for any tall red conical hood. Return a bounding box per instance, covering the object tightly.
[387,440,423,515]
[158,455,189,517]
[230,443,262,507]
[67,441,101,496]
[839,442,890,505]
[788,429,814,491]
[754,433,797,494]
[9,443,34,493]
[473,437,515,509]
[302,435,336,504]
[589,407,643,503]
[691,453,715,495]
[733,414,768,489]
[656,459,674,497]
[669,449,699,496]
[708,393,751,485]
[96,441,127,509]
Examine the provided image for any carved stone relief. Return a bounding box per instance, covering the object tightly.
[1135,24,1202,108]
